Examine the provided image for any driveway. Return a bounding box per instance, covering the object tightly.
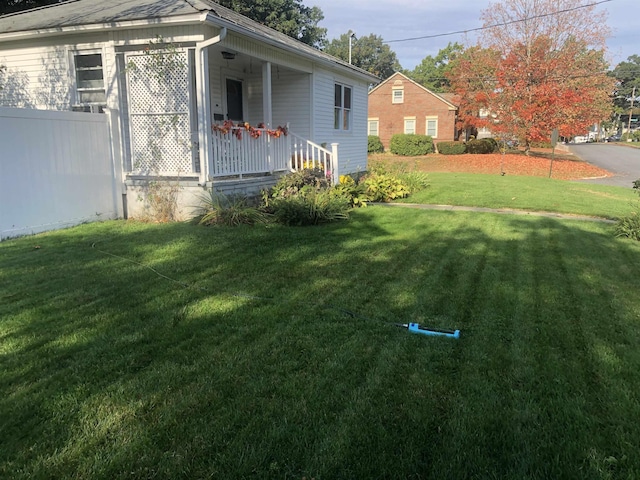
[570,143,640,188]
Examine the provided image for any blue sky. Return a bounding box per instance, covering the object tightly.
[313,0,637,70]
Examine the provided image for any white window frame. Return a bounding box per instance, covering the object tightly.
[404,117,416,135]
[368,118,379,136]
[425,116,438,138]
[72,49,106,111]
[392,87,404,104]
[334,82,352,131]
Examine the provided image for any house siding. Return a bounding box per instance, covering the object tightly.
[368,72,458,149]
[272,70,310,137]
[312,67,369,174]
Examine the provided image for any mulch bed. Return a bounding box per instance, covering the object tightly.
[369,152,612,181]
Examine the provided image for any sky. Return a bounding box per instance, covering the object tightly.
[312,0,638,71]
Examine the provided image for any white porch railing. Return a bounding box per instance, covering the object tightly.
[210,125,338,183]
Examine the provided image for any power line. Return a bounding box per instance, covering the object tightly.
[384,0,613,44]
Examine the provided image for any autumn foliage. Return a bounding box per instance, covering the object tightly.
[448,0,614,152]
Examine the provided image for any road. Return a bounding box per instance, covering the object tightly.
[570,143,640,188]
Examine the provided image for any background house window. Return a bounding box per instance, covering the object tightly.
[334,83,352,130]
[368,119,379,136]
[74,52,106,111]
[404,117,416,134]
[425,117,438,138]
[392,87,404,104]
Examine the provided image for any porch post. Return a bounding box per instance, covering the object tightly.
[196,49,212,185]
[331,143,339,185]
[262,62,273,127]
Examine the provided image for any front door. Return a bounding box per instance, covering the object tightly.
[226,78,243,122]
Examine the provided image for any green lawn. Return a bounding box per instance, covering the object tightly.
[402,172,639,219]
[2,189,640,478]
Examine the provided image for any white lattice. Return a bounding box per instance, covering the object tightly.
[126,51,192,174]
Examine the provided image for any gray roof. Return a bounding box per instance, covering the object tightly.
[0,0,379,82]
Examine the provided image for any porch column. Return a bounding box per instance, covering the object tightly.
[262,61,273,127]
[196,49,212,185]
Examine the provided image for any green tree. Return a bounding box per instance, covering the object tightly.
[407,42,463,92]
[324,32,400,80]
[214,0,327,49]
[610,55,640,111]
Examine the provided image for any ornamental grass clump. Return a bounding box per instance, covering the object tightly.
[615,179,640,241]
[195,190,269,226]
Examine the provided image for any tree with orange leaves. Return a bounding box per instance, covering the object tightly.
[448,0,614,152]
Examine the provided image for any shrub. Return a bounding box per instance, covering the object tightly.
[398,171,430,194]
[333,175,370,207]
[615,212,640,241]
[196,190,269,226]
[389,134,434,156]
[270,168,330,199]
[368,135,384,153]
[437,141,467,155]
[466,138,498,154]
[363,172,411,202]
[270,189,350,226]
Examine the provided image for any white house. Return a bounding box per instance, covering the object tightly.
[0,0,378,219]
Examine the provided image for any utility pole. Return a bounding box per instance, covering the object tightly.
[348,32,356,64]
[628,85,636,141]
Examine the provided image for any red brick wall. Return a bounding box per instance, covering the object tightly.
[368,73,458,149]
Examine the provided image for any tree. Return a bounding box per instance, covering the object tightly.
[448,0,614,152]
[407,42,463,92]
[214,0,327,49]
[610,55,640,131]
[324,32,400,80]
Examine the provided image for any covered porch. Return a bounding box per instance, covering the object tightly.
[121,28,339,186]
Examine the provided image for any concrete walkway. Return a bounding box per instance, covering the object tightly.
[377,203,616,223]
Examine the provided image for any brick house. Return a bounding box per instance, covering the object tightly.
[368,72,459,149]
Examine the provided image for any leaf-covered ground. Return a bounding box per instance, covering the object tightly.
[370,151,612,180]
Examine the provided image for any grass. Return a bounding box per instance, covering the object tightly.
[3,184,640,478]
[400,172,639,219]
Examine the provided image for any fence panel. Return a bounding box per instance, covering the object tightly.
[0,108,120,240]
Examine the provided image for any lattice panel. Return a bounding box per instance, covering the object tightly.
[125,51,192,174]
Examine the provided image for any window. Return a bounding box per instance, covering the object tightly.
[74,52,106,110]
[368,118,379,136]
[425,116,438,138]
[404,117,416,135]
[334,83,352,130]
[392,87,404,104]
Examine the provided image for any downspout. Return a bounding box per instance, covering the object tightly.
[195,26,227,186]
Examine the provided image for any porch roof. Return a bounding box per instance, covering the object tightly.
[0,0,379,83]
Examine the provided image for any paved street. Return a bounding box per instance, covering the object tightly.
[570,143,640,188]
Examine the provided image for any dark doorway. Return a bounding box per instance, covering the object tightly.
[226,78,243,121]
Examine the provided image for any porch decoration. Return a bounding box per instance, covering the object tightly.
[212,120,288,140]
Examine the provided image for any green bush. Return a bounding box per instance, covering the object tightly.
[334,175,370,207]
[398,171,430,194]
[196,190,269,226]
[437,141,467,155]
[270,168,330,199]
[270,189,350,226]
[368,135,384,153]
[363,172,411,202]
[466,138,498,154]
[615,212,640,241]
[389,134,434,156]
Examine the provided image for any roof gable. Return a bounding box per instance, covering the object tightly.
[368,71,457,109]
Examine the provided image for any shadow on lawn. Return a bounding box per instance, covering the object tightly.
[1,212,640,478]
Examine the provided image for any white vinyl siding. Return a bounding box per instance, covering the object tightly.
[272,71,311,137]
[425,116,438,138]
[368,118,379,136]
[404,117,416,134]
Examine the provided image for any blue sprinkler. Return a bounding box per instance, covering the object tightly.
[396,323,460,339]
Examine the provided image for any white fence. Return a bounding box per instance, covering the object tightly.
[0,108,121,240]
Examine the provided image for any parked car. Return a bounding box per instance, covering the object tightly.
[606,135,621,142]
